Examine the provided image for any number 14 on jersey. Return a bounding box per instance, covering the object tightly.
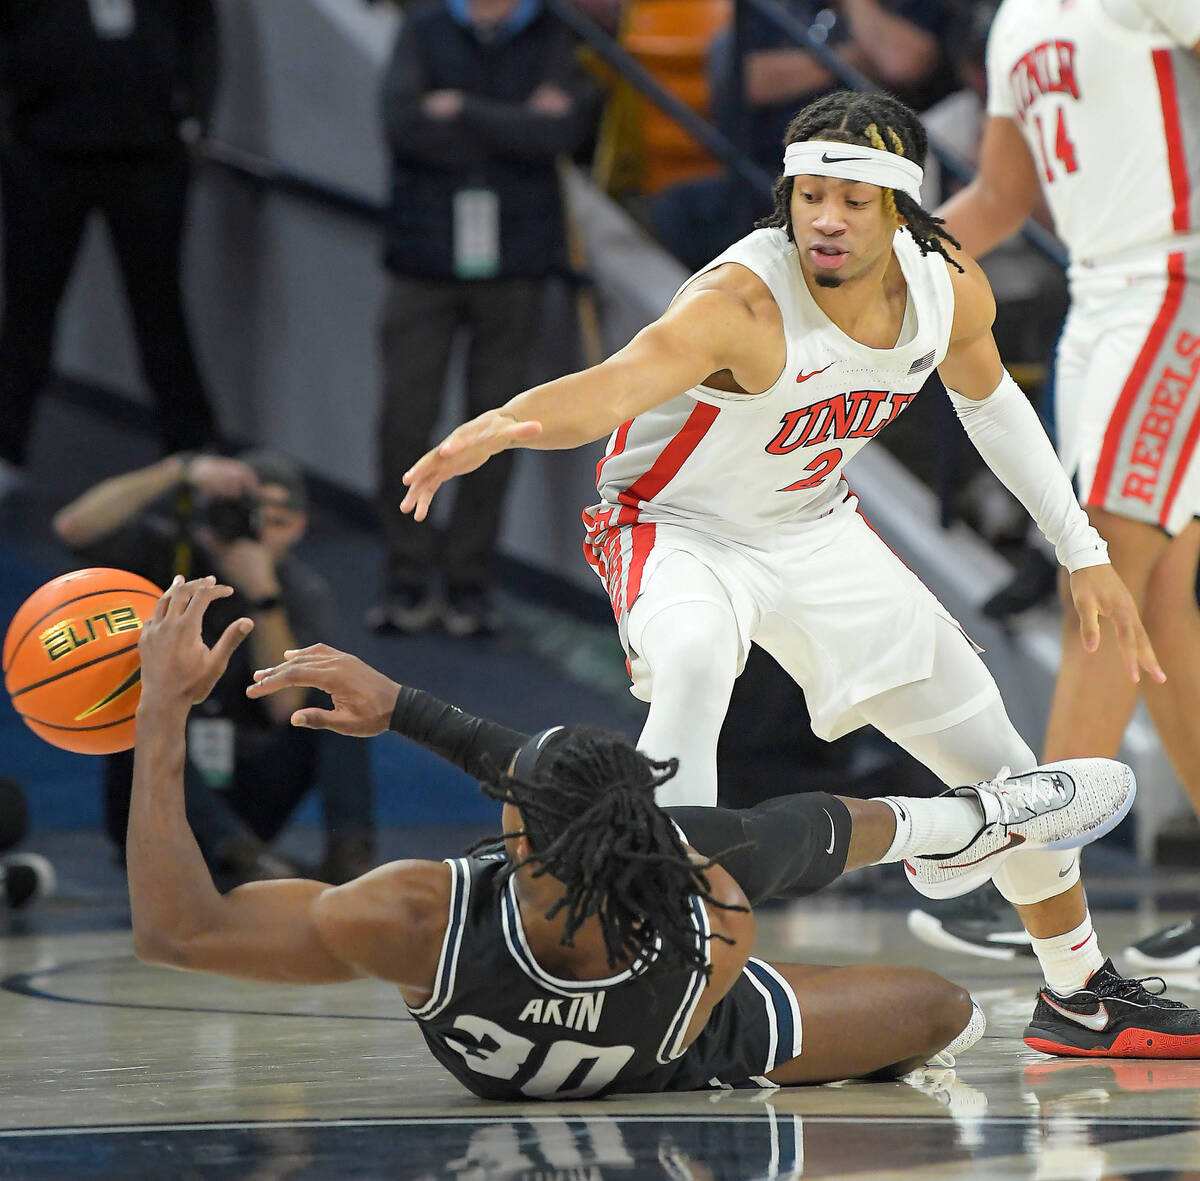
[1034,105,1079,182]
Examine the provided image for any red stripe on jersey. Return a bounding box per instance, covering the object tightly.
[619,401,721,509]
[596,419,634,490]
[1153,50,1191,233]
[625,522,657,611]
[1088,253,1187,506]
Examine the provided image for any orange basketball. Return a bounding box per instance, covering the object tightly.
[3,568,164,754]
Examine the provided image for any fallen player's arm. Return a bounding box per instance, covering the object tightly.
[128,579,445,995]
[250,646,859,904]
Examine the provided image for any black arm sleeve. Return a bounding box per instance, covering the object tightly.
[389,686,531,782]
[667,794,853,906]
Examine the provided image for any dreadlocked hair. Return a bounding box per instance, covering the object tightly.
[471,726,747,977]
[757,90,963,272]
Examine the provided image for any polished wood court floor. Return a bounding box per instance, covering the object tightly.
[3,839,1200,1178]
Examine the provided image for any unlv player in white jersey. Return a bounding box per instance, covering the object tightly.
[935,0,1200,970]
[401,90,1200,1055]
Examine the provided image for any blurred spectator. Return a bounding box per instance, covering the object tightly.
[0,0,219,501]
[52,451,374,888]
[651,0,955,270]
[370,0,601,638]
[0,776,54,909]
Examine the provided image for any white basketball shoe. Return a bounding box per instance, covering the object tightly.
[904,759,1136,901]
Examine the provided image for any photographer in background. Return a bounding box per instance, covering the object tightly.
[52,450,375,888]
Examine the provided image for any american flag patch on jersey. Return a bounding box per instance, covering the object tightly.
[907,350,936,375]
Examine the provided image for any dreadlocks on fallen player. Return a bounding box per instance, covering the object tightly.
[476,726,746,975]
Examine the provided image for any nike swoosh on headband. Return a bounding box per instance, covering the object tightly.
[1041,994,1110,1031]
[820,152,865,164]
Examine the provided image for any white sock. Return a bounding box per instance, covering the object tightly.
[877,796,986,863]
[1031,914,1105,996]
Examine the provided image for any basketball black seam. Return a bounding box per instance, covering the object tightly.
[17,711,137,732]
[2,585,160,673]
[8,641,142,698]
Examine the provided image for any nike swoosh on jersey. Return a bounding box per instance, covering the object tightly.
[796,363,834,383]
[822,809,836,854]
[1041,994,1111,1031]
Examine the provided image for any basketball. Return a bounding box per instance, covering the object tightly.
[3,568,164,755]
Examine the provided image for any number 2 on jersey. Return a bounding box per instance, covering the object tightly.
[1034,106,1079,183]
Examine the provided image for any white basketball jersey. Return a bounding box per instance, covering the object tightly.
[587,227,955,536]
[986,0,1200,267]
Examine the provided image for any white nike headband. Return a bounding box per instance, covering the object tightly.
[783,141,924,205]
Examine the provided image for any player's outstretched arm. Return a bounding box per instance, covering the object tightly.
[937,264,1165,685]
[129,578,446,994]
[252,645,533,781]
[399,282,768,521]
[248,643,403,735]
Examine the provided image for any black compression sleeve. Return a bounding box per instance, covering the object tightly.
[388,686,532,781]
[667,794,853,905]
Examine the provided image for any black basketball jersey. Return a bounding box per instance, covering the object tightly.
[408,852,713,1101]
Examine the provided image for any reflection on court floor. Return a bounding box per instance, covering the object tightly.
[4,902,1200,1178]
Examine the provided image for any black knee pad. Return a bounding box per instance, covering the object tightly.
[667,793,852,906]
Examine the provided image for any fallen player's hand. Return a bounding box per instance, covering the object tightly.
[1068,564,1165,685]
[141,575,254,706]
[247,643,400,736]
[399,411,542,522]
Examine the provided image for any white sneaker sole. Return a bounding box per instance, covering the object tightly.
[1124,945,1200,972]
[907,909,1031,960]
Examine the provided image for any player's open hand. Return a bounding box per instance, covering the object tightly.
[1068,564,1165,684]
[140,575,254,706]
[399,411,543,522]
[247,643,401,736]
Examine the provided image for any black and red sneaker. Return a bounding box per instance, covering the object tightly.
[1024,958,1200,1058]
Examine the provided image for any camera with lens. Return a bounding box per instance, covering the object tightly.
[199,494,262,542]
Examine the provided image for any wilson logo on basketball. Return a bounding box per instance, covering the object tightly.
[39,606,144,662]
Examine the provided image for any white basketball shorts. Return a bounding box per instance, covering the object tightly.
[1057,254,1200,536]
[583,491,966,741]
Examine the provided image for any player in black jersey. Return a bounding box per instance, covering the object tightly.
[126,576,1152,1098]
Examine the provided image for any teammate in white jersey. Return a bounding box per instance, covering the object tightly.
[401,90,1192,1055]
[935,0,1200,969]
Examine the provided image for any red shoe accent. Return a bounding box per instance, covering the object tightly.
[1025,1029,1200,1059]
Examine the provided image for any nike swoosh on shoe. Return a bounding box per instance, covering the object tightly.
[936,831,1027,869]
[1042,994,1111,1031]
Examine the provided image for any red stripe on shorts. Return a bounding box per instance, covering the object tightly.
[625,522,657,611]
[1088,253,1187,507]
[1154,49,1191,233]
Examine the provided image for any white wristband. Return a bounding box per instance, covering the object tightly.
[946,371,1109,572]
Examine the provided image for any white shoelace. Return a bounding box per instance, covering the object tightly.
[981,767,1062,824]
